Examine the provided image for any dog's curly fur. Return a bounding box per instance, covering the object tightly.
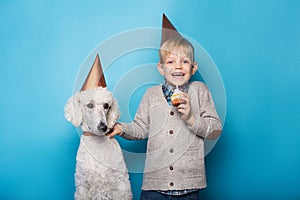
[64,87,132,200]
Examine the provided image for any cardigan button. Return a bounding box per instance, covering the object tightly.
[169,166,174,170]
[170,111,174,115]
[169,130,173,134]
[169,148,174,153]
[170,182,174,186]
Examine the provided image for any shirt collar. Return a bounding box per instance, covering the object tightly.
[162,79,190,94]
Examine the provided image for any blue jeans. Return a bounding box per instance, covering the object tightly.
[140,190,199,200]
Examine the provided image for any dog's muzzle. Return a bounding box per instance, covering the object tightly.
[98,121,108,132]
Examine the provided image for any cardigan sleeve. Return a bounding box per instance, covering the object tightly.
[187,83,223,140]
[120,90,150,140]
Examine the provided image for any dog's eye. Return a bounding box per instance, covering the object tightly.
[103,103,109,109]
[87,103,94,109]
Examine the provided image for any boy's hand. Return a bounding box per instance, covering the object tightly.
[177,93,195,126]
[107,123,122,138]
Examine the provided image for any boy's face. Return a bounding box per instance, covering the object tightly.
[157,51,198,87]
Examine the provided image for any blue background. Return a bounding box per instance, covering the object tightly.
[1,0,299,199]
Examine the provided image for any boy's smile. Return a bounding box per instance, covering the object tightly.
[172,72,185,77]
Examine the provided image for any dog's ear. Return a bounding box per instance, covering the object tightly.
[64,92,83,127]
[107,97,120,130]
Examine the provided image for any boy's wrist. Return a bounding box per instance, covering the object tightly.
[116,122,124,136]
[185,114,195,127]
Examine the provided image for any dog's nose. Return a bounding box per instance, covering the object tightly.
[98,122,107,132]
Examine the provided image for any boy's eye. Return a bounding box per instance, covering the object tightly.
[103,103,109,109]
[166,60,174,64]
[87,103,94,109]
[182,60,190,64]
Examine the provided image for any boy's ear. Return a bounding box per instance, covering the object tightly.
[191,62,198,75]
[157,63,165,75]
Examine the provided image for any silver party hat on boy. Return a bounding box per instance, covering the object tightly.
[161,13,182,46]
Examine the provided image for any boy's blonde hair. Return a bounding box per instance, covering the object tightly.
[159,37,195,64]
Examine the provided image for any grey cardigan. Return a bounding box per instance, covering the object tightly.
[121,81,222,191]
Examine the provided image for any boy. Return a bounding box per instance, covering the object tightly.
[109,37,222,199]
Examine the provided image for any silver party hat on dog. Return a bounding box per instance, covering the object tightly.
[81,54,107,91]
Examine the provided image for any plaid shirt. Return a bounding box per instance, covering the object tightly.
[162,80,190,106]
[158,189,198,196]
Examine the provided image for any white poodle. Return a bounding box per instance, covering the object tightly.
[64,86,132,200]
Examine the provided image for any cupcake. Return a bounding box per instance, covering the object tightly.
[171,89,183,107]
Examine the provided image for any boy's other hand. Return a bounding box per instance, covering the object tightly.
[107,123,122,138]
